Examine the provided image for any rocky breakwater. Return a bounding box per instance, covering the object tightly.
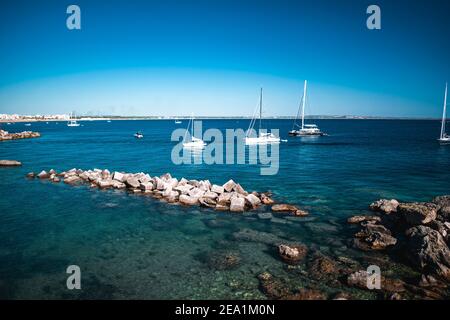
[348,196,450,285]
[26,168,309,216]
[0,129,40,141]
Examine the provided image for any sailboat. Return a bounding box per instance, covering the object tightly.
[289,80,325,136]
[67,112,80,127]
[182,115,206,148]
[245,88,280,144]
[438,82,449,144]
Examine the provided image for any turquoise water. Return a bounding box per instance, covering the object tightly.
[0,119,449,299]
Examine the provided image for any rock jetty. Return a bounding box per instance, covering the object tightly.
[0,160,22,166]
[26,168,309,215]
[0,129,40,141]
[349,196,450,282]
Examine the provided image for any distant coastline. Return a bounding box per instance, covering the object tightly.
[0,115,442,123]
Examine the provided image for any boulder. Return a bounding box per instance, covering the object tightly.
[405,225,450,280]
[140,182,154,192]
[271,204,300,212]
[211,184,224,194]
[233,183,248,195]
[398,202,437,225]
[217,192,232,205]
[245,193,261,208]
[112,171,124,181]
[37,170,50,179]
[64,176,82,185]
[203,191,218,199]
[370,199,399,214]
[347,270,406,293]
[98,180,113,189]
[174,184,193,194]
[125,177,140,189]
[354,223,397,250]
[222,179,236,192]
[230,196,245,212]
[261,194,275,205]
[179,194,199,206]
[432,195,450,208]
[188,187,205,199]
[347,215,381,224]
[278,244,307,264]
[199,197,217,208]
[26,172,35,178]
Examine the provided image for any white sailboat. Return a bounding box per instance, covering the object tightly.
[183,115,206,148]
[245,88,280,144]
[67,112,80,127]
[289,80,325,136]
[438,82,449,144]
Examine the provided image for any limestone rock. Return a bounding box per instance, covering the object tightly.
[230,196,245,212]
[398,202,437,225]
[370,199,399,214]
[0,160,22,166]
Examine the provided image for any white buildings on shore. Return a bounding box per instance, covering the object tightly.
[0,114,70,121]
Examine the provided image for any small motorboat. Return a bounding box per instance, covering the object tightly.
[175,120,182,124]
[134,132,144,139]
[24,123,31,126]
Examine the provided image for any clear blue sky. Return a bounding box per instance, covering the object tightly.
[0,0,449,117]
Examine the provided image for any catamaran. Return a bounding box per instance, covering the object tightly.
[183,115,206,148]
[289,80,325,136]
[245,88,280,144]
[438,82,449,144]
[67,112,80,127]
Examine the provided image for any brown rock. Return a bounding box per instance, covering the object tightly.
[398,202,437,225]
[278,244,308,264]
[369,199,399,214]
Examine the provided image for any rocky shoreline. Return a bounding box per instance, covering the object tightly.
[23,167,450,299]
[0,129,40,141]
[26,168,308,215]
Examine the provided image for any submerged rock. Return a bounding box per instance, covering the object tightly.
[278,244,308,264]
[206,250,241,270]
[347,270,405,293]
[271,204,309,216]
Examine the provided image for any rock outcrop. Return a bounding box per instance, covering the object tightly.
[0,160,22,166]
[0,129,40,141]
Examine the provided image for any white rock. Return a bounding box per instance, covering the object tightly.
[211,184,225,194]
[188,187,205,199]
[179,194,199,205]
[112,171,124,181]
[223,179,236,192]
[246,193,261,207]
[230,196,245,212]
[140,182,154,191]
[203,191,219,199]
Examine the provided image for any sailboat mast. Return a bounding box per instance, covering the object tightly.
[259,87,262,132]
[301,80,307,130]
[440,83,448,139]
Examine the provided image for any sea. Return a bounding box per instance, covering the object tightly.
[0,119,449,299]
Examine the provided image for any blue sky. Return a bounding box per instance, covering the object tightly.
[0,0,449,117]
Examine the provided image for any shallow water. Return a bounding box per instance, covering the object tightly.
[0,119,449,299]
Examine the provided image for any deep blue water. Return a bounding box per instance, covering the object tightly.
[0,119,449,299]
